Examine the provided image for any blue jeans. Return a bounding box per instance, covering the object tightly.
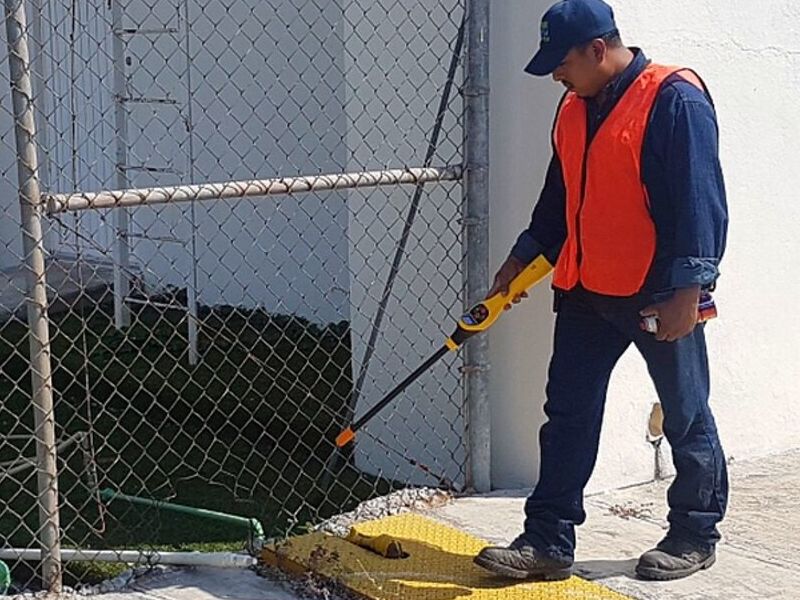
[524,288,728,560]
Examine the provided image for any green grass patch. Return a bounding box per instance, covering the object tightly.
[0,287,397,588]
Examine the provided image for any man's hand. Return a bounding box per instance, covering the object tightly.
[488,255,528,310]
[640,285,700,342]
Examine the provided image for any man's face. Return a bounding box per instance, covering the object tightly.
[552,41,606,98]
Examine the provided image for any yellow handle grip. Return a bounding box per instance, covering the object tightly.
[500,254,554,307]
[457,254,553,334]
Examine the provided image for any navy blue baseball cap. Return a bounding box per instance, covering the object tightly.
[525,0,618,76]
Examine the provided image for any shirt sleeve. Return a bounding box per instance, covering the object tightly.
[649,80,729,289]
[510,153,567,265]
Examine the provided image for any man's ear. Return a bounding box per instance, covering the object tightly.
[591,39,607,64]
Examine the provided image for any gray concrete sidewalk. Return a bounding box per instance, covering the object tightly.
[431,450,800,599]
[53,450,799,600]
[95,568,299,600]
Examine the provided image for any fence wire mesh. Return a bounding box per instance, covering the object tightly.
[1,0,469,591]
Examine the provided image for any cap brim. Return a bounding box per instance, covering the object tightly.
[524,45,569,76]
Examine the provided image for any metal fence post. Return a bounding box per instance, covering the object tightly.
[464,0,491,493]
[3,0,63,592]
[110,0,132,330]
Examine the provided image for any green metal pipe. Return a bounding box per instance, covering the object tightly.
[0,559,10,594]
[99,489,265,541]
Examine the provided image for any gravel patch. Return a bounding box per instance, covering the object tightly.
[314,486,453,537]
[6,566,179,599]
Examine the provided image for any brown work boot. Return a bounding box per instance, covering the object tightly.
[473,536,573,580]
[636,536,716,581]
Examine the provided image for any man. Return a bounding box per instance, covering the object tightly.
[473,0,729,583]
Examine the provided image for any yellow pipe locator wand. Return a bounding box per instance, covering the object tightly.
[335,255,553,448]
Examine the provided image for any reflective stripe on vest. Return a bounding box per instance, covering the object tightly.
[552,64,705,296]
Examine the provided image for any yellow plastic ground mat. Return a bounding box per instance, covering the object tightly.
[262,513,630,599]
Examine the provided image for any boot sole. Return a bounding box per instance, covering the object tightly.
[473,555,573,581]
[635,552,716,581]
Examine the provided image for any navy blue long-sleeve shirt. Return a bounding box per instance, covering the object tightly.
[511,49,728,293]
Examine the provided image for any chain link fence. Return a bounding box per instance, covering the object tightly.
[1,0,489,593]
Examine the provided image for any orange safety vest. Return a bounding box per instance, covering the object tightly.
[552,64,705,296]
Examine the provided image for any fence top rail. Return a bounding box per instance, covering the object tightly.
[45,165,463,214]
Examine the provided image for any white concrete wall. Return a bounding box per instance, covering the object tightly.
[344,0,465,487]
[121,0,351,324]
[489,0,800,492]
[7,0,351,323]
